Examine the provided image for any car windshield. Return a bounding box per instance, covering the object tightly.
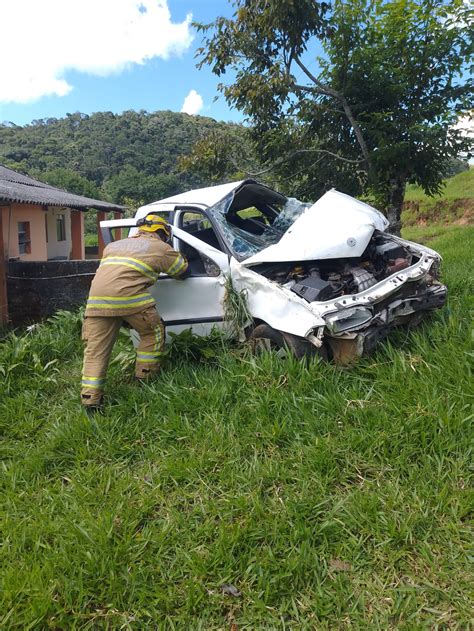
[207,184,310,260]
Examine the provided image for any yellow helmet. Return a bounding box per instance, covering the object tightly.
[137,214,171,238]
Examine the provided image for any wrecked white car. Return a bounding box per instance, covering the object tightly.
[101,180,447,363]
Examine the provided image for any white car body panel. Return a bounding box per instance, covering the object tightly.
[137,180,245,213]
[100,218,141,229]
[147,226,229,338]
[243,190,389,265]
[149,276,226,337]
[230,258,325,338]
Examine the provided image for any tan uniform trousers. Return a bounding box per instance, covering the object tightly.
[81,306,165,406]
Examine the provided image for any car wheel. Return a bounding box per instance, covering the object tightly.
[249,324,324,361]
[249,324,289,358]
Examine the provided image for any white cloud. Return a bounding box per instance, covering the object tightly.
[180,89,203,115]
[0,0,193,103]
[453,111,474,163]
[454,112,474,136]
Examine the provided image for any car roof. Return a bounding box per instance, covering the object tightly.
[138,180,247,213]
[138,179,287,214]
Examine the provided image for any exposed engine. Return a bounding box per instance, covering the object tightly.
[251,232,417,303]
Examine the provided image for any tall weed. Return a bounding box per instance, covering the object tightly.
[0,309,83,394]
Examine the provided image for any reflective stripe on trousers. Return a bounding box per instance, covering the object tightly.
[81,306,165,404]
[86,292,155,311]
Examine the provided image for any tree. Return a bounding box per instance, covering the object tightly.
[442,157,470,179]
[196,0,473,232]
[101,165,180,205]
[0,110,232,193]
[38,168,101,198]
[178,127,257,184]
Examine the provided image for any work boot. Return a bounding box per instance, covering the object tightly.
[81,394,104,417]
[135,365,161,385]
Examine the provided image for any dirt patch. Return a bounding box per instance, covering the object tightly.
[402,198,474,226]
[453,212,472,226]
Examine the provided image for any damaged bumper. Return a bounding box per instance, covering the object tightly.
[234,236,447,363]
[321,277,447,363]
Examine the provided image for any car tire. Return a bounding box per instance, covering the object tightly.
[249,324,323,361]
[249,324,289,358]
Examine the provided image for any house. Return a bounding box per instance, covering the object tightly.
[0,165,125,324]
[0,165,124,261]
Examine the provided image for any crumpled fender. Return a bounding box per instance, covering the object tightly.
[230,258,325,338]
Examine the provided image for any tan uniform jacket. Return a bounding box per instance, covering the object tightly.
[85,232,188,317]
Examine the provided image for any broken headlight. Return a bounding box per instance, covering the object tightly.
[325,307,373,334]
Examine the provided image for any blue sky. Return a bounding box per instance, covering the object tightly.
[0,1,241,126]
[1,0,471,145]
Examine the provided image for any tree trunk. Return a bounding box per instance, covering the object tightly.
[386,177,406,236]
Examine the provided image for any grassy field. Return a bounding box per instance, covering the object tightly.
[1,225,473,629]
[405,169,473,202]
[403,168,473,227]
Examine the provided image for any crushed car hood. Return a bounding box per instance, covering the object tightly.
[242,190,389,265]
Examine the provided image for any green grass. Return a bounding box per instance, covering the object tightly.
[405,168,473,202]
[84,233,99,247]
[1,226,473,629]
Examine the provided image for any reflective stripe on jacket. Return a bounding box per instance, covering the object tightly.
[85,232,188,317]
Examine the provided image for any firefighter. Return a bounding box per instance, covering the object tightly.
[81,214,189,412]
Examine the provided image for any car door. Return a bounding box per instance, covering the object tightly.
[100,211,230,338]
[151,215,230,337]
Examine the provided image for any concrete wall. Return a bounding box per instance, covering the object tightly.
[1,204,48,261]
[7,259,99,324]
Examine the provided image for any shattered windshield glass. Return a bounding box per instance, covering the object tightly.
[208,196,310,260]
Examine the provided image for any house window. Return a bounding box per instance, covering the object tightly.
[56,213,66,241]
[18,222,31,254]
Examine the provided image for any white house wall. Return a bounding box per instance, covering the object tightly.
[46,207,72,260]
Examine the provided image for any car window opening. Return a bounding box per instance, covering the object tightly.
[206,181,310,261]
[178,210,221,277]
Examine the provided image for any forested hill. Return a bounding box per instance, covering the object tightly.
[0,110,236,205]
